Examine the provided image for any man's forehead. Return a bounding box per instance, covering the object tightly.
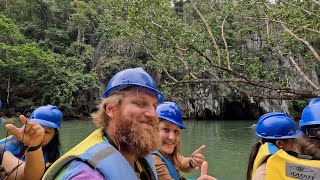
[123,87,158,100]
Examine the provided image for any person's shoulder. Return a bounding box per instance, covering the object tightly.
[152,153,164,164]
[56,160,104,180]
[252,162,266,180]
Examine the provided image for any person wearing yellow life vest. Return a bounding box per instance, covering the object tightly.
[246,112,303,180]
[298,98,320,160]
[43,68,216,180]
[0,105,62,170]
[262,99,320,180]
[43,68,163,180]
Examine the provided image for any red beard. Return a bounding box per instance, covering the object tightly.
[112,111,160,157]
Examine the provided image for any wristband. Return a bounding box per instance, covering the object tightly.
[25,143,41,152]
[189,159,195,169]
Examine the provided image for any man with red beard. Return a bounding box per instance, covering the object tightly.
[43,68,163,180]
[43,68,216,180]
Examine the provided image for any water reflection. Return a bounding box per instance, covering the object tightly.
[180,120,258,180]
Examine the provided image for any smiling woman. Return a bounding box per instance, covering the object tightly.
[152,102,208,180]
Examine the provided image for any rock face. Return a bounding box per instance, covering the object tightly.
[95,35,319,121]
[173,33,319,120]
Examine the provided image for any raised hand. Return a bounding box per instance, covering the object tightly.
[190,145,206,169]
[5,115,44,147]
[197,161,218,180]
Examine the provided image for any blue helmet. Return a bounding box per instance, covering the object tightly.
[256,112,302,139]
[156,102,186,129]
[29,105,63,128]
[300,98,320,130]
[102,68,164,102]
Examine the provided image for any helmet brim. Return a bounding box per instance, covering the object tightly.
[256,130,303,139]
[299,120,320,128]
[30,118,60,129]
[159,116,186,129]
[102,84,164,102]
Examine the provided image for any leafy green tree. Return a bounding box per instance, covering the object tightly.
[0,14,97,115]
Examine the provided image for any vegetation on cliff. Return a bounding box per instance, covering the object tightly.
[0,0,319,118]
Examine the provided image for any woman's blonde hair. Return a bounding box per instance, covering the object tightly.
[91,92,124,128]
[172,142,183,170]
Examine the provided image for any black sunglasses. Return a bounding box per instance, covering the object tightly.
[306,126,320,138]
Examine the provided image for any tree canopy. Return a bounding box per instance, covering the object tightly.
[0,0,319,117]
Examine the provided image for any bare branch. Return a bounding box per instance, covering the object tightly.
[265,19,270,37]
[310,0,320,6]
[150,20,188,51]
[190,0,222,66]
[282,24,320,63]
[281,0,320,19]
[227,83,312,100]
[288,54,319,89]
[141,43,178,82]
[189,44,319,96]
[168,78,320,99]
[176,51,198,80]
[162,68,178,82]
[245,16,320,34]
[221,18,231,70]
[7,75,10,108]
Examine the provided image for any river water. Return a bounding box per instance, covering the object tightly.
[1,119,258,180]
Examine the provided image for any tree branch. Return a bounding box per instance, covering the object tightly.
[167,78,320,99]
[288,54,319,89]
[141,43,178,82]
[189,44,319,96]
[281,0,320,19]
[245,16,320,34]
[282,24,320,63]
[190,0,222,66]
[221,18,231,70]
[7,75,10,108]
[150,20,188,51]
[310,0,320,6]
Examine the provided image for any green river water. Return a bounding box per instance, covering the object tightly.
[1,119,258,180]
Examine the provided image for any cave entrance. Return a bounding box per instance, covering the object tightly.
[221,100,261,120]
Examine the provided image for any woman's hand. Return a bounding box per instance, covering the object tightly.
[190,145,206,169]
[5,115,44,147]
[197,161,217,180]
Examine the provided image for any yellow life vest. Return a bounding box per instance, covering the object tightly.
[266,149,320,180]
[252,142,278,176]
[43,128,158,180]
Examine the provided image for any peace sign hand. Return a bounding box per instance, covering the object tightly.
[5,115,44,147]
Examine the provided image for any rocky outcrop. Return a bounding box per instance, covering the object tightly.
[172,33,319,120]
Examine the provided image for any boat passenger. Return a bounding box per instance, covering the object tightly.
[298,98,320,159]
[43,68,216,180]
[246,112,303,180]
[0,105,62,170]
[1,115,45,179]
[153,102,216,180]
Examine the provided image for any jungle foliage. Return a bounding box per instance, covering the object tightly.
[0,0,319,117]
